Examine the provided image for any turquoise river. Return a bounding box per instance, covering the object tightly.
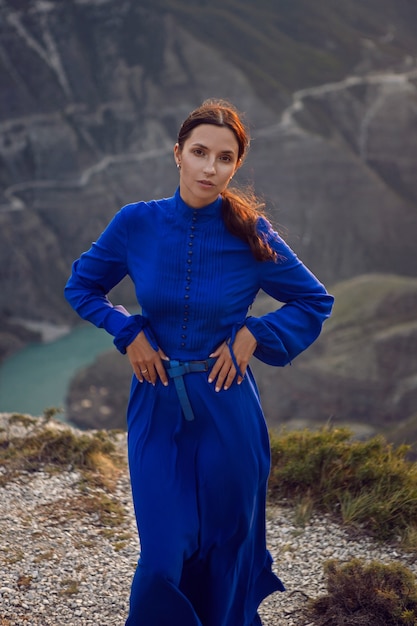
[0,324,114,420]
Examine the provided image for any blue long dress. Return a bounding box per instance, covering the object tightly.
[64,189,334,626]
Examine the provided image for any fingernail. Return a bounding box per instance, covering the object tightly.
[163,382,168,387]
[224,385,228,390]
[215,386,220,392]
[208,378,213,383]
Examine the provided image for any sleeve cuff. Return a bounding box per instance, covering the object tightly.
[113,314,147,354]
[245,316,290,366]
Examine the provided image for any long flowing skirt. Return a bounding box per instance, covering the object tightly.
[125,367,284,626]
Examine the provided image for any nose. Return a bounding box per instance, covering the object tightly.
[203,158,216,175]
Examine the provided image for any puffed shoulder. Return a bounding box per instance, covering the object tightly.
[111,197,174,229]
[256,216,290,256]
[255,216,303,270]
[116,199,158,219]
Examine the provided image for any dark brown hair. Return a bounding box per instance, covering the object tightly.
[177,99,276,262]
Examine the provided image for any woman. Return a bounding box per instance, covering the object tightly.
[65,99,334,626]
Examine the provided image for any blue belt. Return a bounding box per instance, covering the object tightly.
[163,358,217,421]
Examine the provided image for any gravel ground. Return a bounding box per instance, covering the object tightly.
[1,415,417,626]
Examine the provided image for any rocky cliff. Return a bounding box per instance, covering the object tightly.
[1,0,417,438]
[1,0,417,329]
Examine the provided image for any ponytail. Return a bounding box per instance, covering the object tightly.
[221,187,277,262]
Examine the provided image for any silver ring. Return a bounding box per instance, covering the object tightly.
[141,369,148,374]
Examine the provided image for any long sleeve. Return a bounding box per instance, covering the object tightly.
[64,205,147,353]
[65,195,333,362]
[245,218,334,366]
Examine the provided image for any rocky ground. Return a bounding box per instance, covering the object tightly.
[1,413,417,625]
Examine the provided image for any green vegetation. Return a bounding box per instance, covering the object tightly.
[269,427,417,547]
[323,274,417,336]
[310,559,417,625]
[269,427,417,621]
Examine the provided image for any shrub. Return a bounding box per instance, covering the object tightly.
[268,427,417,544]
[309,558,417,625]
[0,413,124,489]
[1,428,116,470]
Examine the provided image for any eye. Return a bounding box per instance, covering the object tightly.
[193,148,205,157]
[219,155,232,162]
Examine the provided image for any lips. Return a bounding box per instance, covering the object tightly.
[198,179,215,187]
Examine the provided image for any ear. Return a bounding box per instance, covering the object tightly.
[173,143,181,167]
[234,157,243,172]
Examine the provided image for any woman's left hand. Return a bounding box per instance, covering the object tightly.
[208,325,257,392]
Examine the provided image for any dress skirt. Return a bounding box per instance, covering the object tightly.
[124,366,284,626]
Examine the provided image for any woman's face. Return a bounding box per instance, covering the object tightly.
[174,124,240,208]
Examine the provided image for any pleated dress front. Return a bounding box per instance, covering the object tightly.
[64,189,334,625]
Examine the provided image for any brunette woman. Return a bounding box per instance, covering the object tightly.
[65,99,333,626]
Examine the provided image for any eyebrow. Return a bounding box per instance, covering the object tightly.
[191,142,236,155]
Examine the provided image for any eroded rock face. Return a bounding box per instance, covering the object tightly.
[1,0,417,331]
[249,69,417,284]
[0,0,276,327]
[0,314,41,362]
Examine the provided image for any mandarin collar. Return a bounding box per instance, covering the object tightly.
[174,187,223,222]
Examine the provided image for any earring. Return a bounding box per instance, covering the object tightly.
[177,162,181,170]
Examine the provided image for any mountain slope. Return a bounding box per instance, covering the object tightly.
[154,0,417,101]
[1,0,416,332]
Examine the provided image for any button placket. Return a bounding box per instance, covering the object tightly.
[180,211,198,349]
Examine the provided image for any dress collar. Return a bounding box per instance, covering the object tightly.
[174,187,223,222]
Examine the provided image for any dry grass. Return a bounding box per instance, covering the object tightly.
[0,412,132,547]
[308,559,417,625]
[269,426,417,547]
[0,412,125,486]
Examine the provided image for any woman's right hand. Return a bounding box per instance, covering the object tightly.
[126,331,169,387]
